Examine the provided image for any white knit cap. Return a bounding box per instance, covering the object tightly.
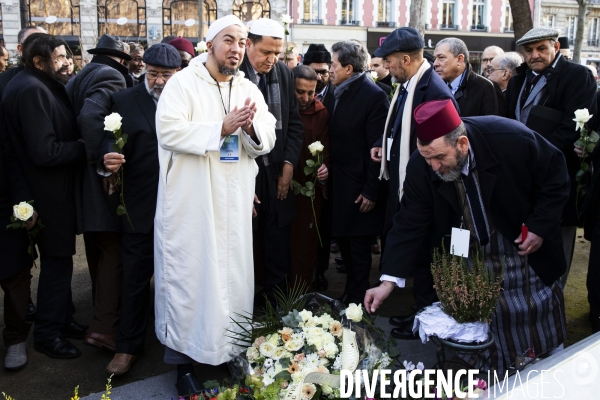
[249,18,285,39]
[206,15,245,42]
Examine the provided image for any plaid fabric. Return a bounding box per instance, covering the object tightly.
[453,173,566,374]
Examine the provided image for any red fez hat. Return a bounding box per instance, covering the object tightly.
[169,37,196,57]
[414,99,462,142]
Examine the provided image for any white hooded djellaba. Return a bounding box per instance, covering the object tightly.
[154,56,276,364]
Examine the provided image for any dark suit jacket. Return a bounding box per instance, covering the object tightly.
[100,84,159,235]
[454,63,505,117]
[505,57,597,226]
[2,67,86,257]
[382,117,570,286]
[321,81,335,114]
[330,73,389,237]
[240,60,304,228]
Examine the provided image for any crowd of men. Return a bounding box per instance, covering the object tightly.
[1,15,600,397]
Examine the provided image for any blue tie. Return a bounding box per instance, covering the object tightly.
[391,86,407,139]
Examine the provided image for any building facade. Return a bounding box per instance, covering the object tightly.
[1,0,597,64]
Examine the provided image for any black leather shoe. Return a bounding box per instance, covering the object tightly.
[336,264,346,273]
[390,312,416,327]
[60,321,88,340]
[316,274,328,291]
[34,337,81,359]
[176,372,203,398]
[391,321,419,340]
[334,256,343,264]
[25,298,36,323]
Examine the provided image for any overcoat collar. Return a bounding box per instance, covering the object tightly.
[24,66,71,107]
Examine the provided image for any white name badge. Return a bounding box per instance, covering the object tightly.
[387,137,393,161]
[220,134,239,162]
[450,227,470,258]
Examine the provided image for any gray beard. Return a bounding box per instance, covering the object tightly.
[434,149,469,182]
[217,61,238,76]
[144,78,163,101]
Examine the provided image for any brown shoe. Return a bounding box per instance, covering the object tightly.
[107,353,138,376]
[84,332,116,352]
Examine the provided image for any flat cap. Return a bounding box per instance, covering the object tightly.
[143,43,181,68]
[303,44,331,65]
[374,27,424,58]
[516,27,559,46]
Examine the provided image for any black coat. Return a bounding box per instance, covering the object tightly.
[454,63,505,117]
[382,117,570,286]
[0,127,33,280]
[2,67,86,257]
[505,56,598,226]
[239,60,304,228]
[321,81,335,114]
[100,84,159,235]
[330,73,390,237]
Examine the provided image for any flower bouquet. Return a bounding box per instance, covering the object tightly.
[226,285,399,400]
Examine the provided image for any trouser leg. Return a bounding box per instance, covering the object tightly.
[34,255,73,342]
[88,231,122,335]
[117,231,154,355]
[588,213,600,333]
[559,226,577,287]
[261,206,291,303]
[339,236,372,304]
[1,268,32,346]
[83,232,101,301]
[316,193,333,276]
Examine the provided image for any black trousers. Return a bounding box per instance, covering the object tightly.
[117,231,154,354]
[1,268,32,346]
[588,209,600,333]
[255,162,291,303]
[316,186,333,276]
[339,235,372,304]
[34,255,73,342]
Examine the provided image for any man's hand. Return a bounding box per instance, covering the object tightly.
[103,152,125,173]
[355,194,375,213]
[253,194,260,218]
[223,98,257,137]
[317,164,328,181]
[574,144,586,158]
[370,147,383,163]
[25,210,38,230]
[515,231,544,256]
[277,163,294,200]
[364,281,395,314]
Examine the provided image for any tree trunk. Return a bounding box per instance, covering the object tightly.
[409,0,425,37]
[573,0,587,64]
[198,0,204,41]
[508,0,533,47]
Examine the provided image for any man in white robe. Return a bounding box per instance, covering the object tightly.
[153,15,277,396]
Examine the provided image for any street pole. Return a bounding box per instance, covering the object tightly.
[19,0,28,29]
[198,0,204,41]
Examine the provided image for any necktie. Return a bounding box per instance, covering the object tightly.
[258,73,267,95]
[447,82,453,91]
[390,86,407,139]
[461,169,490,247]
[521,72,542,108]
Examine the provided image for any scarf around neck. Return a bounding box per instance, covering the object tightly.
[333,72,364,111]
[242,56,282,133]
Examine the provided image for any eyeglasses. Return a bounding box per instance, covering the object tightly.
[486,67,506,74]
[146,71,174,80]
[130,57,144,63]
[313,69,329,77]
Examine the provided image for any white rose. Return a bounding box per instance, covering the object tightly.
[321,332,335,345]
[574,108,593,131]
[345,303,363,322]
[299,310,313,322]
[323,342,338,358]
[370,71,378,81]
[246,346,260,361]
[271,347,286,360]
[281,14,293,24]
[259,341,276,357]
[268,333,281,345]
[308,141,324,156]
[307,327,324,337]
[104,112,122,132]
[13,202,34,221]
[284,339,304,352]
[321,384,333,395]
[195,40,207,53]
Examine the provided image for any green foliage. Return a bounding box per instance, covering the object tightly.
[430,246,504,324]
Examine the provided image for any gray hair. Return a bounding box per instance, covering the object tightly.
[436,37,469,60]
[331,41,368,73]
[418,122,466,147]
[293,64,317,81]
[496,51,522,76]
[483,45,504,55]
